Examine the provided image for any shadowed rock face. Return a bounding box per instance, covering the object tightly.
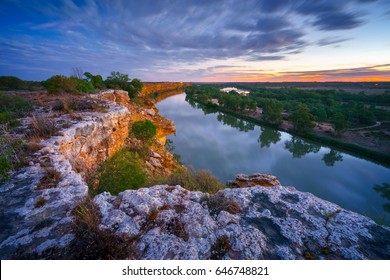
[94,184,390,260]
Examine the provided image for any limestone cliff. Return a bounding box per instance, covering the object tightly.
[0,95,130,258]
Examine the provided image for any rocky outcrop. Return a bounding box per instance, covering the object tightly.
[94,89,130,106]
[94,183,390,260]
[0,97,130,259]
[60,100,130,177]
[229,173,281,188]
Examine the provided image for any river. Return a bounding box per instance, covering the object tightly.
[156,93,390,225]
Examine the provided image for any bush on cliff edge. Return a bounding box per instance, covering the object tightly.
[95,148,145,195]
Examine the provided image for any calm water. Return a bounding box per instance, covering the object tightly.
[156,93,390,225]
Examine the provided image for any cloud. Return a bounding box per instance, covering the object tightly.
[313,12,364,30]
[269,64,390,81]
[317,36,351,46]
[0,0,385,80]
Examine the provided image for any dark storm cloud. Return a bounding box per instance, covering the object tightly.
[312,12,363,30]
[295,0,365,30]
[0,0,382,80]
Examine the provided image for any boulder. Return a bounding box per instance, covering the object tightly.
[230,173,281,188]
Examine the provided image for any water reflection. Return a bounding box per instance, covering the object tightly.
[216,113,255,132]
[373,183,390,213]
[284,137,320,158]
[258,127,281,148]
[322,149,343,167]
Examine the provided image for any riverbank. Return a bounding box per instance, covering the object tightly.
[187,95,390,168]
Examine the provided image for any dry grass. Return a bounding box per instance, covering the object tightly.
[28,114,59,139]
[34,197,46,208]
[210,235,231,259]
[205,193,241,216]
[164,166,223,193]
[165,217,189,241]
[68,198,138,259]
[37,167,61,189]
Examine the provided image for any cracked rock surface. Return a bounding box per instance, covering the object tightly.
[94,184,390,260]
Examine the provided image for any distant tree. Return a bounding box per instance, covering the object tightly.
[74,78,95,93]
[44,75,77,95]
[71,67,84,80]
[332,112,347,135]
[289,104,315,133]
[312,106,328,122]
[248,99,257,111]
[84,72,104,89]
[358,108,376,125]
[130,78,143,92]
[126,78,144,98]
[105,71,129,89]
[263,99,283,124]
[0,76,24,90]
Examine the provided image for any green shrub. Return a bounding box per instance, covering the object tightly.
[95,149,146,195]
[75,79,95,93]
[131,120,157,144]
[167,167,223,193]
[0,155,12,180]
[28,115,58,139]
[0,111,19,127]
[0,76,42,91]
[44,75,78,95]
[0,92,33,115]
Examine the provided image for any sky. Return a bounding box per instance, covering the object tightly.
[1,0,390,82]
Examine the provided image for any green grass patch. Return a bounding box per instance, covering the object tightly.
[94,148,146,196]
[0,92,33,127]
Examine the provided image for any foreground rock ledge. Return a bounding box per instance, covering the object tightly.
[95,184,390,260]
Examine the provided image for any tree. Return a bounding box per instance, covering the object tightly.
[104,71,129,89]
[74,78,95,93]
[312,106,328,122]
[0,76,24,90]
[263,99,283,124]
[71,67,84,80]
[126,78,144,98]
[289,104,315,133]
[332,112,347,135]
[84,72,104,89]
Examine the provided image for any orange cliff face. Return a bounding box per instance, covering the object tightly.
[140,82,190,98]
[97,89,179,173]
